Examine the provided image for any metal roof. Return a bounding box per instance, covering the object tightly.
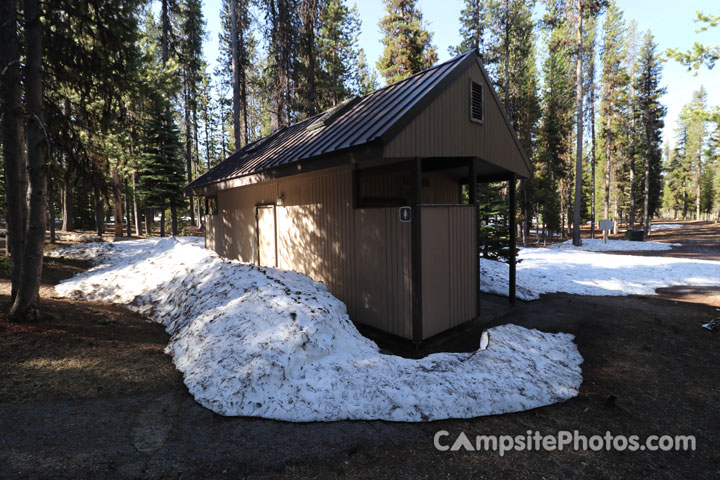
[185,50,480,192]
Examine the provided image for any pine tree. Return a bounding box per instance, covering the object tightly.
[536,7,574,238]
[634,30,666,233]
[678,87,709,219]
[455,0,540,243]
[316,0,362,108]
[584,14,598,237]
[450,0,488,57]
[598,0,629,229]
[571,0,604,245]
[9,0,48,322]
[355,48,379,94]
[377,0,438,83]
[0,0,27,301]
[176,0,206,229]
[262,0,299,127]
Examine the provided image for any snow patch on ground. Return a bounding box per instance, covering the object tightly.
[481,248,720,301]
[553,238,679,252]
[651,223,684,231]
[52,238,583,422]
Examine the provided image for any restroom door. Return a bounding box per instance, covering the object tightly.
[256,205,277,267]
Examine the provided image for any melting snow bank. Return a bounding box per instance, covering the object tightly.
[651,223,684,231]
[481,248,720,301]
[553,238,679,252]
[52,237,583,422]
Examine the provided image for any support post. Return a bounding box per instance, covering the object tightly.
[411,158,423,344]
[509,174,517,303]
[469,158,480,318]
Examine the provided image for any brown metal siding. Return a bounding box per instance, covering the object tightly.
[205,165,473,341]
[420,205,477,339]
[206,166,416,338]
[383,63,529,177]
[353,208,412,338]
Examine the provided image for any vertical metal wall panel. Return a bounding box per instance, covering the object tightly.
[352,207,412,338]
[420,205,477,339]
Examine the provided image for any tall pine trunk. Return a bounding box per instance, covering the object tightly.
[572,0,583,246]
[10,0,47,322]
[604,116,611,220]
[590,76,596,239]
[145,207,153,237]
[133,174,142,236]
[0,0,27,301]
[112,167,123,237]
[629,147,635,227]
[61,179,73,231]
[93,185,104,236]
[642,130,651,235]
[184,79,195,227]
[171,204,178,236]
[124,178,132,237]
[230,0,241,149]
[695,158,701,220]
[48,177,55,243]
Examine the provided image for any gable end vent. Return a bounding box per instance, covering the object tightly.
[470,80,483,123]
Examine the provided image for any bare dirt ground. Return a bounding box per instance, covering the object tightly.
[1,222,719,479]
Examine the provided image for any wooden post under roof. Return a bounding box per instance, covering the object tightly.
[508,174,517,303]
[469,158,480,318]
[411,157,423,344]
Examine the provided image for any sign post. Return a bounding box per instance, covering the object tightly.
[599,219,614,244]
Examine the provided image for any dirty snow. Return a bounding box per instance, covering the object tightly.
[481,247,720,301]
[52,238,583,422]
[553,238,679,252]
[651,223,684,231]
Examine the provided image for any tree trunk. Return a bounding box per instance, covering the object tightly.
[590,80,596,239]
[230,0,241,149]
[1,0,27,301]
[161,0,169,64]
[124,178,132,237]
[48,177,55,243]
[171,204,178,236]
[133,173,142,236]
[61,180,73,231]
[695,159,701,220]
[572,0,583,246]
[112,168,123,237]
[160,209,166,237]
[604,117,611,220]
[145,208,153,237]
[93,182,104,236]
[504,0,510,115]
[10,0,47,322]
[184,80,195,227]
[629,156,635,228]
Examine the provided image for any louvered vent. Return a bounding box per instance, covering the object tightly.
[470,81,483,123]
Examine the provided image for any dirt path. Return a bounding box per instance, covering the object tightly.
[1,223,718,479]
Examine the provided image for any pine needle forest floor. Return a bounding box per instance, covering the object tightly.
[0,222,719,479]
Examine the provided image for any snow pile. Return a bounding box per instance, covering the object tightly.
[553,238,678,252]
[481,248,720,301]
[52,238,583,422]
[47,242,114,260]
[651,223,684,231]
